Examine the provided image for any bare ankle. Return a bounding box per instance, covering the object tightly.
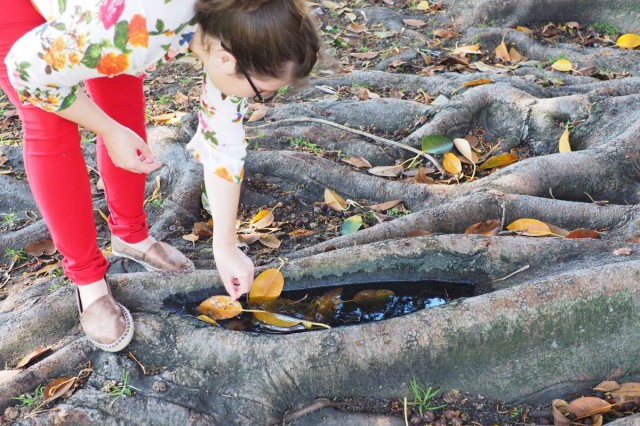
[77,278,109,308]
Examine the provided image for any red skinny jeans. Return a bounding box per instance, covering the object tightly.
[0,0,149,284]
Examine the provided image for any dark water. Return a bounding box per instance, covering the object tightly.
[164,280,475,334]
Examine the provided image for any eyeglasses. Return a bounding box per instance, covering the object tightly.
[220,41,276,103]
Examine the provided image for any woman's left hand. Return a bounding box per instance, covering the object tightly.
[213,242,254,301]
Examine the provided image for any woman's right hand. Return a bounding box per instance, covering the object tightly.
[102,124,162,174]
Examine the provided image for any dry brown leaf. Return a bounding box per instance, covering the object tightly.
[624,235,640,244]
[193,222,213,238]
[24,239,57,257]
[407,229,432,237]
[250,210,275,229]
[463,78,494,87]
[552,399,572,426]
[565,229,600,239]
[546,223,570,237]
[259,233,281,249]
[432,29,459,38]
[613,247,633,256]
[174,91,189,106]
[566,397,611,420]
[237,233,261,245]
[414,167,437,184]
[197,295,243,320]
[611,382,640,398]
[324,188,348,211]
[247,107,268,123]
[368,165,404,177]
[43,377,77,403]
[15,347,53,369]
[403,19,426,28]
[509,47,525,63]
[453,138,475,163]
[369,200,402,212]
[465,219,501,236]
[349,51,380,59]
[495,40,511,62]
[249,268,284,303]
[341,156,372,168]
[346,23,367,33]
[182,233,199,243]
[452,43,481,55]
[593,381,620,392]
[288,229,313,237]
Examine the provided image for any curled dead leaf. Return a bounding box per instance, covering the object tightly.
[369,200,402,212]
[465,219,501,236]
[259,233,281,249]
[552,399,572,426]
[43,377,77,403]
[24,239,57,257]
[566,397,611,420]
[15,347,53,369]
[324,188,348,211]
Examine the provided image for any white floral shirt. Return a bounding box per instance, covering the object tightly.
[6,0,247,183]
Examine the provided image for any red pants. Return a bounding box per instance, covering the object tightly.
[0,0,149,284]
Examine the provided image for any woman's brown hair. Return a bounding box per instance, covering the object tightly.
[195,0,320,80]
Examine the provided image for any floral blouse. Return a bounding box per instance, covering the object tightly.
[5,0,248,183]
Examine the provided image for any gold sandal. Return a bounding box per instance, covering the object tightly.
[111,236,194,272]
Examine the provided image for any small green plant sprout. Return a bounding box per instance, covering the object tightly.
[592,22,620,37]
[1,212,18,228]
[106,371,139,406]
[277,85,289,96]
[156,95,173,105]
[12,385,44,407]
[408,378,446,416]
[289,137,324,154]
[387,207,412,218]
[512,406,520,418]
[4,248,28,262]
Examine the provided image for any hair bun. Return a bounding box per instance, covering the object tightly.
[232,0,273,12]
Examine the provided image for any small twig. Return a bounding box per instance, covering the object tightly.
[128,352,148,375]
[500,201,507,231]
[250,117,445,175]
[282,397,346,423]
[490,265,530,284]
[404,396,409,426]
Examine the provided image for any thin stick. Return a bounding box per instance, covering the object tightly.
[128,351,148,375]
[249,117,445,175]
[283,398,345,422]
[404,397,409,426]
[490,265,530,284]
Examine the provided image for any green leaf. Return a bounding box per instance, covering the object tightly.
[57,0,67,13]
[155,19,165,33]
[114,20,129,52]
[421,134,453,154]
[341,215,363,235]
[52,22,67,31]
[80,44,102,68]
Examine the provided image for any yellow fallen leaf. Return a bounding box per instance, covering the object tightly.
[443,152,462,174]
[506,218,553,236]
[559,126,571,153]
[495,40,511,62]
[415,1,431,11]
[551,59,573,72]
[516,26,532,34]
[463,78,493,87]
[478,153,519,170]
[324,188,348,211]
[616,33,640,49]
[452,43,481,55]
[509,47,525,63]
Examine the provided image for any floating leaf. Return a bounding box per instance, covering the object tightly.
[559,126,571,153]
[369,200,402,212]
[250,209,274,229]
[506,218,553,236]
[342,155,372,168]
[324,188,348,211]
[353,289,395,302]
[341,215,363,235]
[616,34,640,49]
[24,239,57,257]
[566,229,600,239]
[453,138,475,163]
[368,165,404,177]
[311,288,343,321]
[197,295,242,320]
[256,311,330,330]
[249,268,284,303]
[197,315,219,326]
[443,153,462,174]
[259,233,281,249]
[478,153,519,170]
[463,78,493,88]
[465,219,501,236]
[15,347,53,369]
[567,397,611,420]
[551,59,573,72]
[495,40,510,62]
[421,134,453,154]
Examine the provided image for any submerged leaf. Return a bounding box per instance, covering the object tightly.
[197,315,220,326]
[197,295,243,320]
[249,268,284,303]
[353,289,395,302]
